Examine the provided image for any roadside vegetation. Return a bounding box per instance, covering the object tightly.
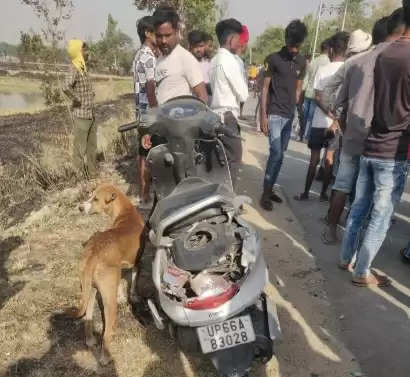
[0,75,133,116]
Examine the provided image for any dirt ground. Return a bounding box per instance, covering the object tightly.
[0,125,362,377]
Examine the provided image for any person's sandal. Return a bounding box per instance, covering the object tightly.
[260,195,273,211]
[338,263,354,272]
[352,272,391,288]
[321,228,339,245]
[294,193,309,201]
[270,192,283,204]
[400,248,410,264]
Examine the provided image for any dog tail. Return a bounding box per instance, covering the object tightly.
[65,253,98,319]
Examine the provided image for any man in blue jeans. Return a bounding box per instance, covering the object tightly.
[339,0,410,287]
[260,20,308,211]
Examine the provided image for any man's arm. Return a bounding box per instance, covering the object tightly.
[146,80,158,108]
[323,64,345,111]
[260,76,271,136]
[296,79,303,108]
[315,89,335,119]
[332,67,350,132]
[192,82,209,104]
[142,55,158,108]
[223,58,249,103]
[296,59,307,108]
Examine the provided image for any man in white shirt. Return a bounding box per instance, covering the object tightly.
[153,6,208,105]
[295,31,349,202]
[210,19,248,119]
[188,30,212,97]
[209,18,249,187]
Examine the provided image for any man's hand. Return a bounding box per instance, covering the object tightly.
[330,120,340,133]
[327,109,337,120]
[261,114,269,136]
[141,135,152,150]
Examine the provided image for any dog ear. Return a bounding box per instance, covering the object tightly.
[105,192,117,204]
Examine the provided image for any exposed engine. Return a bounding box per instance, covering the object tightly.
[160,212,257,308]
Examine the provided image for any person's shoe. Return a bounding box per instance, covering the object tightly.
[400,248,410,264]
[260,193,273,211]
[270,192,283,203]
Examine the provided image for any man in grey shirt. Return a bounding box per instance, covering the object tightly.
[322,10,406,244]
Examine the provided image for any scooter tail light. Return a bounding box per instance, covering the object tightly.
[184,285,239,310]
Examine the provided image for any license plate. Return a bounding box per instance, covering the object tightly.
[197,315,256,354]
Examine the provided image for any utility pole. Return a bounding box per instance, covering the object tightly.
[312,0,324,60]
[312,0,348,59]
[341,0,349,31]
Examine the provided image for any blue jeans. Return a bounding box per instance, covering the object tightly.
[332,152,361,194]
[302,98,316,140]
[340,157,408,277]
[263,114,293,191]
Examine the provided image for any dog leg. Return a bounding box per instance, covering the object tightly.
[85,287,98,348]
[129,267,141,304]
[99,268,120,366]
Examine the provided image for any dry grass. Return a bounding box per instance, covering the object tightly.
[0,165,222,377]
[0,95,136,232]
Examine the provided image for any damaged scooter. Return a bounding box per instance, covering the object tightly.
[143,96,281,377]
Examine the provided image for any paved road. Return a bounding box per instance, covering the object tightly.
[241,98,410,377]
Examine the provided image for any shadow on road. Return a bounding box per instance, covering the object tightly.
[238,159,357,377]
[246,139,410,377]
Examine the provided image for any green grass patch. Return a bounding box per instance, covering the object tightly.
[0,76,42,94]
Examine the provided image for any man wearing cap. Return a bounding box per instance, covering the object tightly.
[322,11,405,244]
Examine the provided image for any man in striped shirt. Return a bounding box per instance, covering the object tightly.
[133,16,158,207]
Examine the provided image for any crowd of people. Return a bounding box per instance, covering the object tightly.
[256,3,409,286]
[62,1,409,289]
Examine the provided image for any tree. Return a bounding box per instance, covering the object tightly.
[340,0,371,32]
[17,32,45,63]
[251,27,285,64]
[20,0,74,106]
[369,0,401,24]
[88,14,135,74]
[134,0,220,38]
[0,42,18,60]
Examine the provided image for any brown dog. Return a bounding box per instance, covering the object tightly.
[67,184,145,365]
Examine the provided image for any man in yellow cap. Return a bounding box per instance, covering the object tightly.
[63,40,97,178]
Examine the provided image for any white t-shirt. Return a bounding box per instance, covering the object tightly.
[155,44,204,105]
[209,48,249,119]
[312,61,344,129]
[200,59,211,84]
